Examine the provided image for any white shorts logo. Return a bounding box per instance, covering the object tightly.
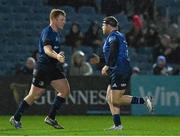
[121,83,126,87]
[112,83,117,88]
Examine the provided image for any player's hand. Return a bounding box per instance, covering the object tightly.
[90,54,100,64]
[101,65,109,76]
[57,51,65,63]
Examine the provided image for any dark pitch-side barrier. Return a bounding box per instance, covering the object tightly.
[0,75,131,115]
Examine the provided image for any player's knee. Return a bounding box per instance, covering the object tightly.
[113,97,126,106]
[66,86,70,96]
[33,94,41,100]
[28,93,41,101]
[64,85,71,96]
[57,87,70,97]
[112,99,121,107]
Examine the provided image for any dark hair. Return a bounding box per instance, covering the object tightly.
[103,16,119,27]
[70,22,81,34]
[50,9,66,20]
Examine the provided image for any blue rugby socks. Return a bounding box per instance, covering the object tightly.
[113,114,121,126]
[14,100,30,121]
[48,96,65,120]
[131,96,145,104]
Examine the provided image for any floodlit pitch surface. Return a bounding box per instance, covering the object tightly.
[0,115,179,135]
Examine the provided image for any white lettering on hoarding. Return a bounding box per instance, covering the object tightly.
[35,90,107,105]
[78,90,88,104]
[139,86,180,106]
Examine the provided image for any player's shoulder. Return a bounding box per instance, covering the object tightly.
[41,25,54,39]
[45,25,53,32]
[108,31,122,43]
[110,31,124,37]
[113,31,125,38]
[42,25,53,35]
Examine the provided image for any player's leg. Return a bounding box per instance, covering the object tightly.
[110,74,153,112]
[10,84,45,128]
[105,85,123,130]
[10,67,48,128]
[44,78,70,129]
[49,78,70,119]
[24,85,45,105]
[111,89,130,106]
[111,89,153,112]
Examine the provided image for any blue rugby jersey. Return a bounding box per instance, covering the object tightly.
[38,25,63,66]
[103,30,132,75]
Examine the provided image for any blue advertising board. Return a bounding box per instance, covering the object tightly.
[131,76,180,115]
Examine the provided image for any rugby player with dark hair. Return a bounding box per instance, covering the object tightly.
[98,16,153,130]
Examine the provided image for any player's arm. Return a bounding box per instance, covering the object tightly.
[101,65,109,75]
[107,39,119,67]
[90,48,107,65]
[101,39,119,75]
[43,41,65,63]
[44,45,58,59]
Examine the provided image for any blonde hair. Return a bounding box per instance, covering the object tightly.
[49,9,66,21]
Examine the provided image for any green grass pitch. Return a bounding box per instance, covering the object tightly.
[0,115,180,136]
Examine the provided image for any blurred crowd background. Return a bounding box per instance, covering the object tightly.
[1,0,180,77]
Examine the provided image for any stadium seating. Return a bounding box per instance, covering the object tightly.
[61,5,76,16]
[0,0,179,76]
[79,6,96,15]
